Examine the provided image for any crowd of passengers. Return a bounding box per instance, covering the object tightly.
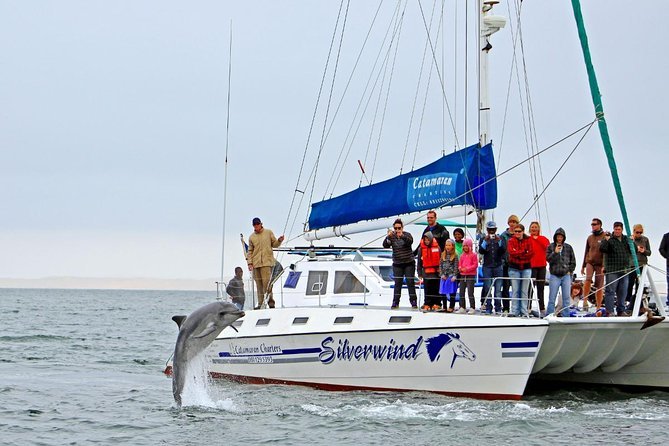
[383,210,658,317]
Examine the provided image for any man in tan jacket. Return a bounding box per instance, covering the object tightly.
[247,217,284,309]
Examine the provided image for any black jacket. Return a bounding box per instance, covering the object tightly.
[479,234,506,268]
[383,232,415,265]
[546,227,576,277]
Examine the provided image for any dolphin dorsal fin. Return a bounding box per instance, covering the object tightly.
[172,315,187,329]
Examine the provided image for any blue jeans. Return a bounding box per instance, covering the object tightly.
[482,265,503,313]
[605,272,629,315]
[509,268,531,316]
[548,274,572,317]
[233,301,244,311]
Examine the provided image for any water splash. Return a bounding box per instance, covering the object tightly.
[177,353,237,411]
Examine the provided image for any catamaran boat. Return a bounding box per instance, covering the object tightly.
[171,1,669,399]
[204,248,548,400]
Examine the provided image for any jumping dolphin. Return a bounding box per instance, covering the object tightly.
[171,301,245,407]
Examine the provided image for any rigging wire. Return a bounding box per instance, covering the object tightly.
[369,9,405,183]
[362,11,400,185]
[319,1,385,195]
[518,119,595,222]
[325,1,404,196]
[283,1,346,238]
[219,21,233,291]
[417,0,460,149]
[401,0,438,173]
[307,0,351,211]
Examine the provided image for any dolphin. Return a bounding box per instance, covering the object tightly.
[171,301,245,407]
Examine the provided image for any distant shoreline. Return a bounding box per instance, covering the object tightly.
[0,277,223,291]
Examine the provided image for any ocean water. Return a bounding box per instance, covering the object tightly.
[2,288,669,446]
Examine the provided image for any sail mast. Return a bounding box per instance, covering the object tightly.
[570,0,639,269]
[219,22,233,297]
[477,1,506,236]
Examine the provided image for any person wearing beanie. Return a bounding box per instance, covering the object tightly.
[546,227,576,317]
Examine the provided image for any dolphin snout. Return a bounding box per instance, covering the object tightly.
[238,311,245,318]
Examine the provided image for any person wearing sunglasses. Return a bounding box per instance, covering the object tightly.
[507,223,534,317]
[581,218,606,311]
[499,214,520,314]
[627,223,651,309]
[383,219,418,309]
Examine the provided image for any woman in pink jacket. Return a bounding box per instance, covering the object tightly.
[458,238,478,314]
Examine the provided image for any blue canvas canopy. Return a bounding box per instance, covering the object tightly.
[308,143,497,231]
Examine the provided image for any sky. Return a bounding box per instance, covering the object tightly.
[1,1,667,285]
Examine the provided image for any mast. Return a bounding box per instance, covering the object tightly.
[570,0,639,272]
[477,1,506,237]
[219,23,233,298]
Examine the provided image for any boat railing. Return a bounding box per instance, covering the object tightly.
[480,276,540,316]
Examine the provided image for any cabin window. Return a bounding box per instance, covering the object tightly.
[389,316,412,324]
[256,318,270,326]
[232,320,244,328]
[306,271,328,295]
[292,317,309,325]
[334,316,354,324]
[334,271,369,294]
[370,265,394,282]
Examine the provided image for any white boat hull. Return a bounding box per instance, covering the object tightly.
[532,316,669,387]
[204,307,548,400]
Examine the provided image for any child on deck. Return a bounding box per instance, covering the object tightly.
[458,239,478,314]
[439,239,460,312]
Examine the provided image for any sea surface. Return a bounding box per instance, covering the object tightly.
[2,288,669,446]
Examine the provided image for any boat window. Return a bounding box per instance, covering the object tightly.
[256,318,270,326]
[292,317,309,325]
[232,320,244,328]
[334,316,354,324]
[306,271,328,296]
[370,265,394,282]
[334,271,369,294]
[389,316,412,324]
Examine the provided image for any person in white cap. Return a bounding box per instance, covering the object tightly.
[479,220,506,314]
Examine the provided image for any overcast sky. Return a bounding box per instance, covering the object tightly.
[1,1,667,285]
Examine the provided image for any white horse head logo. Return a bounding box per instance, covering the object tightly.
[425,332,476,368]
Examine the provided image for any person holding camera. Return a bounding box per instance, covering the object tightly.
[546,228,576,317]
[479,220,506,314]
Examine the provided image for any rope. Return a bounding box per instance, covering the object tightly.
[307,0,350,208]
[417,0,460,149]
[519,119,597,222]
